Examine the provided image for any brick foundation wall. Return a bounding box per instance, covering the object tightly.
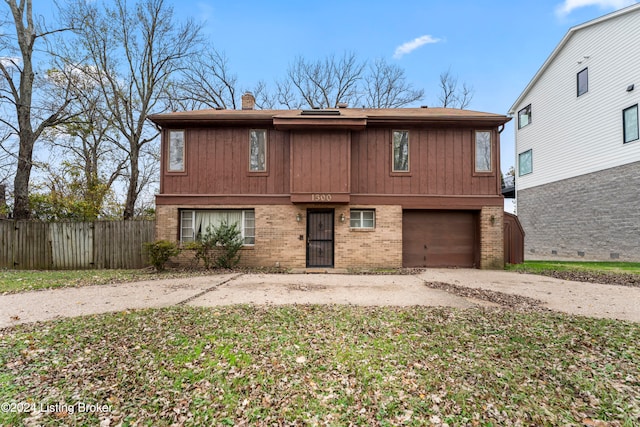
[334,205,403,269]
[480,206,504,269]
[156,204,403,269]
[517,161,640,261]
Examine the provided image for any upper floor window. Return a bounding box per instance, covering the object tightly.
[577,67,588,97]
[392,130,409,172]
[249,129,267,172]
[167,130,185,172]
[519,149,532,176]
[623,104,639,144]
[350,209,375,229]
[475,131,492,172]
[518,105,531,129]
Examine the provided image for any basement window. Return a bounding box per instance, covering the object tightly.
[180,209,255,245]
[350,209,375,229]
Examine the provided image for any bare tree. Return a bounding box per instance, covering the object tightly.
[42,72,127,217]
[364,58,424,108]
[61,0,202,219]
[283,52,365,109]
[251,80,277,110]
[438,68,473,109]
[168,48,237,111]
[0,0,75,219]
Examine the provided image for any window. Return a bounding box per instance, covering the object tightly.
[180,209,255,245]
[518,105,531,129]
[350,209,375,229]
[249,129,267,172]
[577,67,588,97]
[475,131,492,172]
[519,149,532,176]
[168,130,185,172]
[623,104,639,144]
[392,130,409,172]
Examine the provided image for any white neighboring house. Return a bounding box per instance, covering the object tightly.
[509,3,640,261]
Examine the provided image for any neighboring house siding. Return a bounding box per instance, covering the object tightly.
[514,8,640,191]
[518,161,640,261]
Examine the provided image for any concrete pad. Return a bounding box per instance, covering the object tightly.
[0,274,237,328]
[416,269,640,322]
[188,274,477,308]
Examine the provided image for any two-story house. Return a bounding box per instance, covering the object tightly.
[509,3,640,262]
[149,94,510,270]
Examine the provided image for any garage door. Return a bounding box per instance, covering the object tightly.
[403,210,478,268]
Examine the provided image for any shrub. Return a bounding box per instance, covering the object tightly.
[185,220,243,269]
[210,220,243,268]
[143,240,181,272]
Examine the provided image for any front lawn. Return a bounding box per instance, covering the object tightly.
[1,306,638,426]
[506,261,640,275]
[506,261,640,287]
[0,269,217,294]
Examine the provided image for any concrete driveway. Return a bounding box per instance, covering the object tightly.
[1,270,639,328]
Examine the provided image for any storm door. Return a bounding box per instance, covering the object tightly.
[306,210,334,267]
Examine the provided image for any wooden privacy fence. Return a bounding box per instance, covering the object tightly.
[0,220,156,270]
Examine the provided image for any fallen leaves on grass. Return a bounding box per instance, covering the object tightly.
[1,306,639,426]
[532,270,640,288]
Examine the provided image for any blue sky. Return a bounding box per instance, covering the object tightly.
[33,0,637,174]
[171,0,638,174]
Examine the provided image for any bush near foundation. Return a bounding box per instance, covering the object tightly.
[185,220,243,269]
[143,240,181,272]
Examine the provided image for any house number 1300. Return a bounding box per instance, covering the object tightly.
[311,194,332,202]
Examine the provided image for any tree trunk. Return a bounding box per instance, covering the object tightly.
[12,138,34,219]
[123,147,139,219]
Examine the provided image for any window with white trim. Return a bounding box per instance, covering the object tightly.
[475,131,492,172]
[350,209,375,229]
[249,129,267,172]
[392,130,409,172]
[168,130,185,172]
[180,209,255,245]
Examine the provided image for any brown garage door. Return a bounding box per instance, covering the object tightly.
[403,210,478,268]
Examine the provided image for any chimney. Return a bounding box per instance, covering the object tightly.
[242,92,255,110]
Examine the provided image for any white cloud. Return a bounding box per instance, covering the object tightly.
[555,0,636,17]
[0,57,21,68]
[393,35,441,59]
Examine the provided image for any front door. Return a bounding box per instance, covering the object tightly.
[306,210,334,267]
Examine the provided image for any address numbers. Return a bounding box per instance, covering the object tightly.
[311,194,332,202]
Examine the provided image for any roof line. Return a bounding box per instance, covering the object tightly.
[508,2,640,114]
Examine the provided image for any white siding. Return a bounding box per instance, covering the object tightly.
[514,9,640,191]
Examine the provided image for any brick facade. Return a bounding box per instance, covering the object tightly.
[479,206,504,269]
[517,161,640,261]
[157,204,403,269]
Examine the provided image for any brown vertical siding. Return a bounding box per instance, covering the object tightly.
[290,130,350,194]
[163,128,290,195]
[162,126,499,199]
[351,128,498,196]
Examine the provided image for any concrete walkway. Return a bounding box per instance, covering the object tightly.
[1,270,639,328]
